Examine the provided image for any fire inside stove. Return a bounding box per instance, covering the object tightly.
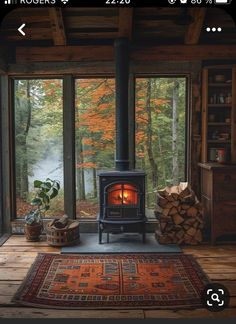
[107,183,138,205]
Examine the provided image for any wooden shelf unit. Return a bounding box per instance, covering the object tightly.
[198,163,236,244]
[200,65,236,244]
[201,65,236,163]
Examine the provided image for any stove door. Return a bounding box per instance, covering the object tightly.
[104,182,141,220]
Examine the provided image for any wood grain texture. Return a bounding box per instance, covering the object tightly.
[118,8,133,39]
[0,308,144,318]
[185,8,207,45]
[15,45,236,63]
[48,8,66,46]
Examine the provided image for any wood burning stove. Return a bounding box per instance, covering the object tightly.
[98,171,146,243]
[97,38,147,243]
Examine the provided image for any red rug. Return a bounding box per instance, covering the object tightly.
[13,253,210,309]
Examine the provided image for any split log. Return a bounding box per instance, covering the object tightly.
[51,215,69,229]
[155,182,204,245]
[172,214,185,225]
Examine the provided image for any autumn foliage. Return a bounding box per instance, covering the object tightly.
[75,79,115,169]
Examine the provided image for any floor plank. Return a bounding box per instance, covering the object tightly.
[0,246,60,253]
[183,245,236,258]
[145,308,236,318]
[0,267,29,281]
[0,308,144,318]
[212,281,236,296]
[0,281,20,296]
[3,235,50,246]
[206,273,236,281]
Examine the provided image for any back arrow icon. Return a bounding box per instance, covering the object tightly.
[18,23,26,36]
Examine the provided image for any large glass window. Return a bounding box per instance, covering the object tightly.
[135,77,187,212]
[14,79,64,218]
[75,78,115,219]
[13,76,186,221]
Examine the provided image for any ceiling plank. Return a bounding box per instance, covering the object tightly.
[185,8,207,45]
[15,45,236,63]
[118,8,133,39]
[48,8,66,46]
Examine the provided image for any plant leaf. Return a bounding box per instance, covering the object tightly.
[30,198,42,206]
[40,183,51,192]
[50,188,58,199]
[38,191,46,199]
[54,181,60,190]
[34,180,42,188]
[43,195,50,205]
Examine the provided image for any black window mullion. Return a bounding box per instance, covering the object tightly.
[129,73,135,170]
[63,76,76,219]
[1,76,12,232]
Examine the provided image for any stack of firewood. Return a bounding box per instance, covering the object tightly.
[154,182,204,245]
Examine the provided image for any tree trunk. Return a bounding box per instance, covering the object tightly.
[157,127,166,186]
[172,80,179,185]
[93,168,97,198]
[15,80,31,199]
[76,149,80,201]
[145,79,158,189]
[20,136,28,200]
[22,81,31,196]
[77,134,86,201]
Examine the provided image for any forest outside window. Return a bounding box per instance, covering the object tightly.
[135,77,187,215]
[14,79,64,219]
[75,78,115,219]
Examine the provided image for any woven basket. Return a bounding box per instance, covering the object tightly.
[46,220,80,247]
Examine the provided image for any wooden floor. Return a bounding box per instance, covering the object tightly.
[0,235,236,318]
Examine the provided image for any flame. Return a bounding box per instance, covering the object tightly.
[107,184,138,205]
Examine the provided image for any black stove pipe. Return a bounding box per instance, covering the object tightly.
[114,38,130,171]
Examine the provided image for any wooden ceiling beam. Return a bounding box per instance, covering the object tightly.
[15,44,236,63]
[118,8,133,40]
[132,44,236,61]
[185,8,207,45]
[16,46,114,63]
[48,8,66,46]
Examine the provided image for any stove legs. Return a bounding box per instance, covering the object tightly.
[142,223,146,243]
[98,223,102,244]
[98,223,109,244]
[98,221,146,244]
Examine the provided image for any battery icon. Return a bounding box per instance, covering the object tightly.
[214,0,231,4]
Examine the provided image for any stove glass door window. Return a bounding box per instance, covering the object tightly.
[107,184,138,206]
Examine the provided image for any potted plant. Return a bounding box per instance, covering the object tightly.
[24,178,60,241]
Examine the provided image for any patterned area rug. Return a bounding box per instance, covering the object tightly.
[13,253,210,309]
